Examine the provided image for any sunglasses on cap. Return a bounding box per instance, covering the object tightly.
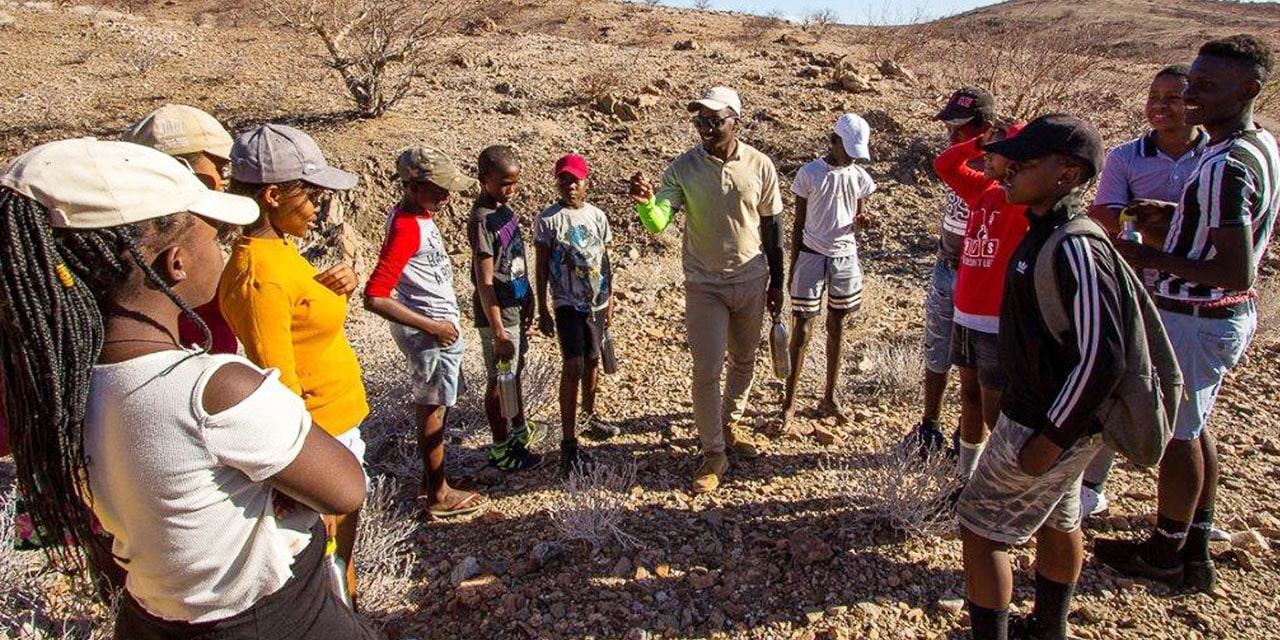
[691,115,736,130]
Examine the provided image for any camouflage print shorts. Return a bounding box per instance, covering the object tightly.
[956,413,1103,545]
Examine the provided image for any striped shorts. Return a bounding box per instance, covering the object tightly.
[789,249,862,316]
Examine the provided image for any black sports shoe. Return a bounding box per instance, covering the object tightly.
[559,440,595,479]
[1182,558,1216,594]
[1093,538,1183,587]
[489,439,543,472]
[1007,613,1084,640]
[902,421,946,459]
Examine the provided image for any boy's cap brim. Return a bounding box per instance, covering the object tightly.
[300,165,359,191]
[983,135,1041,162]
[433,171,480,192]
[985,113,1104,178]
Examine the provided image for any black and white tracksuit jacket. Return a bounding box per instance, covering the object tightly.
[998,197,1127,450]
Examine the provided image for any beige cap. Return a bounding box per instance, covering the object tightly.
[125,104,234,160]
[0,138,259,229]
[688,86,742,116]
[396,144,478,192]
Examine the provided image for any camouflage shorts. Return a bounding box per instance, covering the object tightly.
[956,413,1103,545]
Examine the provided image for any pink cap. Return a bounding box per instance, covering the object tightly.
[554,154,589,180]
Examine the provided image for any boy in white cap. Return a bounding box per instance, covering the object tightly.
[779,113,876,436]
[629,86,785,493]
[125,104,239,354]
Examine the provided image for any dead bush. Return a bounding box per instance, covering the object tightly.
[547,459,640,551]
[821,440,960,538]
[578,67,628,104]
[354,478,417,619]
[275,0,479,118]
[853,337,921,402]
[802,8,839,42]
[692,0,712,11]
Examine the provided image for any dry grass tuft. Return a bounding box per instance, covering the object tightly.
[853,337,922,402]
[822,441,960,538]
[354,478,418,619]
[547,459,640,551]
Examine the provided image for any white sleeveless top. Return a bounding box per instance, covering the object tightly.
[85,350,318,623]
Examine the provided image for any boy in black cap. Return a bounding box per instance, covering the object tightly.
[956,114,1122,640]
[907,86,997,454]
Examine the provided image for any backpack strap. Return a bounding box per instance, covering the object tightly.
[1033,216,1112,345]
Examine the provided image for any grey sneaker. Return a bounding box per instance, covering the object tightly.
[580,413,620,441]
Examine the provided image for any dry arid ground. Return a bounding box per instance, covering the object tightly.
[1,0,1279,638]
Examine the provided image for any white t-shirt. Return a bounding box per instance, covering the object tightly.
[85,351,317,623]
[790,157,877,257]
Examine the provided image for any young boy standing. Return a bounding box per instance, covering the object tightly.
[364,145,489,518]
[779,114,877,434]
[956,114,1118,640]
[469,145,543,472]
[534,154,619,477]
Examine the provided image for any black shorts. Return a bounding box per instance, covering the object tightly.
[555,306,605,361]
[113,521,378,640]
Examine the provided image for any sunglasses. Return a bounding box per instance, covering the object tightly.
[287,182,330,208]
[692,115,736,130]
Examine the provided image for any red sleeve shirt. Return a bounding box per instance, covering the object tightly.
[364,211,421,300]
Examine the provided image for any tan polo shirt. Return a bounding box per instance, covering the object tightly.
[656,141,784,285]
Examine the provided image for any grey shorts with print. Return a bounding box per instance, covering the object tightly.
[956,413,1103,545]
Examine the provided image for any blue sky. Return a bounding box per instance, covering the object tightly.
[651,0,1272,25]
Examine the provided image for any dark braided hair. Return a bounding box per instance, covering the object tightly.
[0,188,210,582]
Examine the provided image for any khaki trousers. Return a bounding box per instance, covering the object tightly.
[684,275,768,455]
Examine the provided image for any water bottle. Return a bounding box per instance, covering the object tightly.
[496,360,520,420]
[770,313,791,380]
[600,329,618,375]
[1118,211,1143,244]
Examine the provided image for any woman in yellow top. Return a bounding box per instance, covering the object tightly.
[219,124,368,606]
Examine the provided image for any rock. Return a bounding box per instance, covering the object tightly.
[494,81,514,95]
[0,12,15,28]
[804,608,824,623]
[837,72,875,93]
[616,102,641,122]
[877,59,916,83]
[788,527,834,565]
[1229,529,1270,552]
[655,563,672,578]
[673,39,700,51]
[634,94,661,109]
[451,556,482,585]
[937,597,965,617]
[1230,548,1257,572]
[853,602,882,618]
[624,629,650,640]
[613,556,634,578]
[531,542,564,567]
[687,569,716,590]
[1261,439,1280,455]
[456,574,504,605]
[1078,603,1106,624]
[797,66,823,78]
[813,425,842,446]
[495,101,521,115]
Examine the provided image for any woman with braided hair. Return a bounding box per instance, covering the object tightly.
[0,138,376,639]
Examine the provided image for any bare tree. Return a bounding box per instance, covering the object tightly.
[802,8,839,41]
[275,0,478,118]
[693,0,712,10]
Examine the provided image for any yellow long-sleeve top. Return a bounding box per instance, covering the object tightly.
[218,236,368,436]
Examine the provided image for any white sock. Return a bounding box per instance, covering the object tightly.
[958,438,986,479]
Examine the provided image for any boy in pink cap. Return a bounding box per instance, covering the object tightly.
[535,154,617,477]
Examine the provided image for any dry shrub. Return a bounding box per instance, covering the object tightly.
[692,0,712,11]
[354,478,417,619]
[822,441,960,538]
[801,8,839,42]
[736,13,783,47]
[274,0,480,118]
[0,490,114,638]
[854,337,921,401]
[547,460,640,551]
[578,67,628,104]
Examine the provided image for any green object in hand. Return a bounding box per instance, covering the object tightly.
[637,198,674,234]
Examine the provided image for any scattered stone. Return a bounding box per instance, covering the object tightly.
[495,101,521,116]
[0,12,15,28]
[531,542,563,567]
[634,565,652,581]
[687,569,716,590]
[836,72,874,93]
[1229,529,1269,552]
[788,527,834,565]
[797,66,823,78]
[613,556,634,578]
[877,59,916,83]
[937,597,965,617]
[673,39,700,51]
[813,425,842,446]
[451,556,482,585]
[455,574,504,605]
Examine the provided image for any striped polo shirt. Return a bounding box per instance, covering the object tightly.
[1154,127,1280,302]
[1093,130,1209,208]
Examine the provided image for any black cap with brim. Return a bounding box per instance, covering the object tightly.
[984,113,1105,179]
[935,86,997,123]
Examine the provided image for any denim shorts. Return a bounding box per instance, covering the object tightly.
[957,413,1103,545]
[950,323,1006,391]
[390,322,465,407]
[922,256,958,375]
[1158,302,1257,441]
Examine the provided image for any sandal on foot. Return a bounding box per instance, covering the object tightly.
[422,491,490,519]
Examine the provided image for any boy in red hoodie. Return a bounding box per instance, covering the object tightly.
[933,120,1027,478]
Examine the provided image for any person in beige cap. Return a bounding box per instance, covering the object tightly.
[363,145,493,518]
[0,138,375,637]
[218,123,369,604]
[628,86,785,493]
[126,103,240,354]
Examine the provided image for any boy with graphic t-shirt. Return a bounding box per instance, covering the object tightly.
[933,119,1028,479]
[780,114,877,436]
[364,145,492,518]
[535,154,618,477]
[468,145,544,472]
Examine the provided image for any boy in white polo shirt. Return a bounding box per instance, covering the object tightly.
[780,114,877,434]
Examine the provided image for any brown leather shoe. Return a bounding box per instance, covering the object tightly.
[692,452,729,494]
[724,423,764,458]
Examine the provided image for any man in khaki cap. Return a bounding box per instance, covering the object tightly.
[628,86,785,493]
[363,144,494,518]
[126,104,239,354]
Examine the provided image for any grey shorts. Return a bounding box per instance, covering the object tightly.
[950,324,1006,391]
[922,256,957,375]
[956,413,1103,545]
[390,322,465,407]
[478,309,529,380]
[789,249,863,316]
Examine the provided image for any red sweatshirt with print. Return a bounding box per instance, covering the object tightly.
[934,137,1029,335]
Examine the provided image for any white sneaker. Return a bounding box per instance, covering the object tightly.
[1080,485,1109,517]
[1210,526,1230,542]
